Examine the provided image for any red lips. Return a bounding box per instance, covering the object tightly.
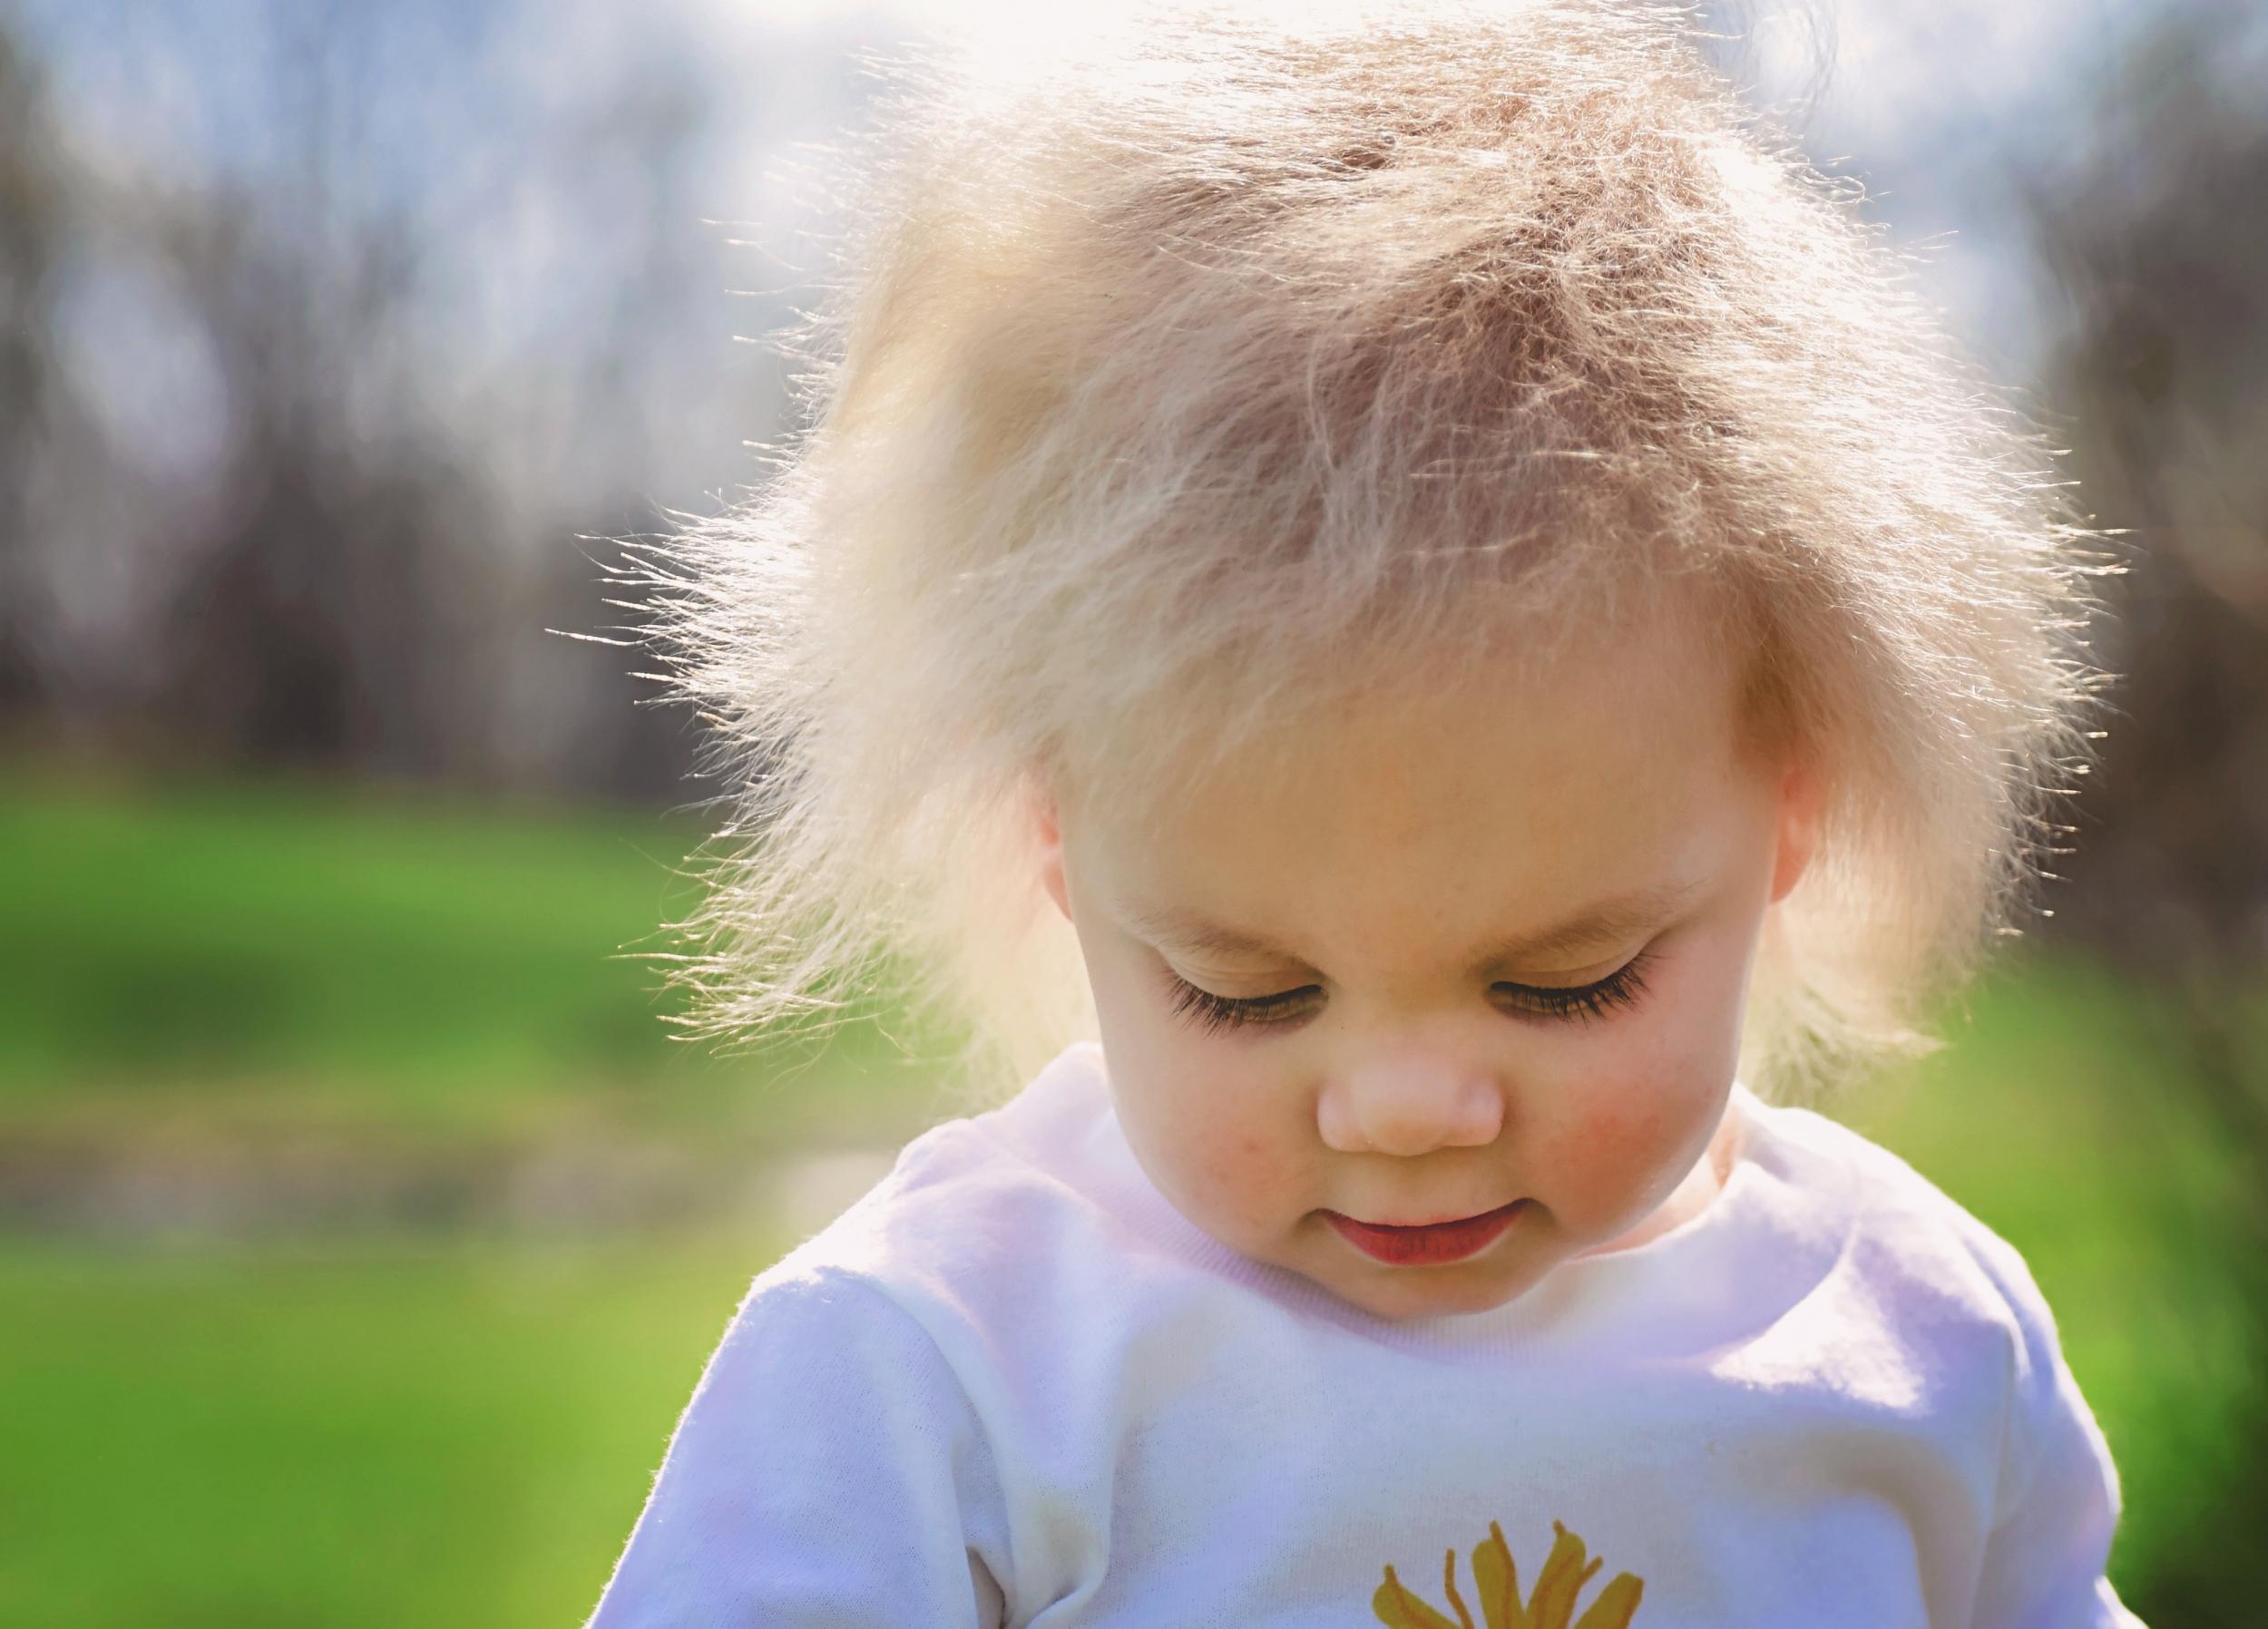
[1325,1200,1528,1266]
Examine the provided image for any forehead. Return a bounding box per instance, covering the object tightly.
[1085,577,1740,819]
[1065,588,1752,956]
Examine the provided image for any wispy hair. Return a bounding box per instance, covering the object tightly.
[618,0,2116,1109]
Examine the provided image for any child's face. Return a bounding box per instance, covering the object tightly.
[1034,593,1822,1322]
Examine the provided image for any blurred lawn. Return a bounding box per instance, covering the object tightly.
[0,770,2256,1625]
[0,1234,781,1629]
[0,771,955,1142]
[0,773,710,1097]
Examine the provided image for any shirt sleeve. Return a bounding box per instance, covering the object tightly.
[582,1263,1012,1629]
[1958,1220,2149,1629]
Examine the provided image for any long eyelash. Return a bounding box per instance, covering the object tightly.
[1161,971,1315,1036]
[1158,948,1657,1036]
[1498,949,1656,1024]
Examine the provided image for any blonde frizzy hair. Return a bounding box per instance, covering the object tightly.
[621,0,2116,1111]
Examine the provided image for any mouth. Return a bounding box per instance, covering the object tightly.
[1324,1200,1529,1267]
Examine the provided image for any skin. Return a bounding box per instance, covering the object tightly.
[1031,591,1825,1322]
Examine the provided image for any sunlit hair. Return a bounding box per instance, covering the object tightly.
[620,0,2115,1110]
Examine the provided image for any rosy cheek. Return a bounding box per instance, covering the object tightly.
[1189,1126,1291,1224]
[1559,1088,1686,1203]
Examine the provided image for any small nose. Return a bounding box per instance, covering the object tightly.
[1316,1051,1504,1156]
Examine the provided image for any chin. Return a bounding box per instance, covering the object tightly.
[1333,1267,1530,1323]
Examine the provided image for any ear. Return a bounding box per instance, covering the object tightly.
[1769,760,1825,905]
[1030,782,1073,923]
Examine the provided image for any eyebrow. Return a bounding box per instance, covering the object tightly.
[1125,879,1704,976]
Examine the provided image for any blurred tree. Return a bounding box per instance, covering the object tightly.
[2019,5,2268,1622]
[2030,2,2268,976]
[0,0,748,800]
[0,24,68,720]
[135,176,512,781]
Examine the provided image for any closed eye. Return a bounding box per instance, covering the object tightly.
[1158,948,1657,1038]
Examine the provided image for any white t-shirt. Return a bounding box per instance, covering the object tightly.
[584,1040,2144,1628]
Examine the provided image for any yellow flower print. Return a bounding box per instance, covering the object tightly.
[1373,1518,1644,1629]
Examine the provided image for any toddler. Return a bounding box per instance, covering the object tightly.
[587,2,2141,1624]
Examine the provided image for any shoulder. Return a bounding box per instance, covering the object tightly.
[1738,1090,2116,1479]
[753,1043,1145,1349]
[1732,1092,2111,1506]
[583,1244,1018,1627]
[768,1096,1116,1297]
[1737,1089,2064,1359]
[1735,1106,2134,1614]
[684,1256,987,1455]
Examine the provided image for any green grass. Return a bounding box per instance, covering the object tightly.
[0,769,961,1140]
[0,1233,782,1629]
[0,773,704,1089]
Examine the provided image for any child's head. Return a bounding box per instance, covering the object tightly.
[1032,573,1823,1317]
[631,0,2110,1294]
